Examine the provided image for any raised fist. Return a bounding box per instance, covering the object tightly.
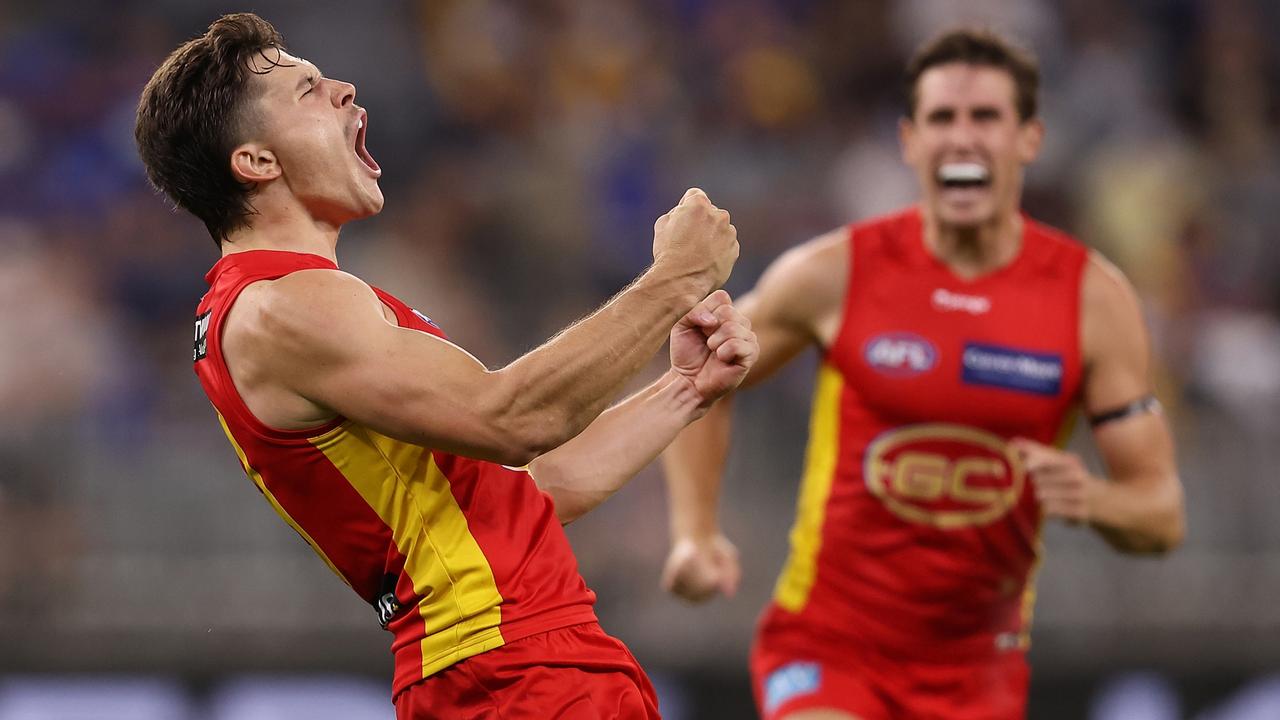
[653,188,739,292]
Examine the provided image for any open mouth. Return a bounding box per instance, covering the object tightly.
[354,111,381,177]
[937,162,990,189]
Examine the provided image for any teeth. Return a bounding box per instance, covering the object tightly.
[357,119,364,130]
[938,162,989,183]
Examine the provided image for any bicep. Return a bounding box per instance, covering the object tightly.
[1081,253,1153,415]
[738,290,812,389]
[738,229,848,390]
[1092,409,1176,484]
[263,273,527,463]
[1081,254,1175,480]
[305,325,503,445]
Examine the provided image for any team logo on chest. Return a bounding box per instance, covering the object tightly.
[863,332,938,376]
[864,424,1025,529]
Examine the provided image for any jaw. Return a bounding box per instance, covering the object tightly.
[359,181,385,217]
[340,156,386,220]
[338,175,384,224]
[931,185,998,228]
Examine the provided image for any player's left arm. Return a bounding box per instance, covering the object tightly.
[528,291,757,524]
[1012,252,1185,554]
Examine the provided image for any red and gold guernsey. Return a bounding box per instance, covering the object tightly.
[761,207,1089,663]
[193,250,597,697]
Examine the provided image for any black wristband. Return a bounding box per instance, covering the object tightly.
[1088,395,1162,427]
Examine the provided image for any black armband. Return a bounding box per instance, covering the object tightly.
[1088,395,1162,428]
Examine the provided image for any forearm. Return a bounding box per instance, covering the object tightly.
[1089,472,1185,554]
[529,370,706,524]
[497,268,708,454]
[661,394,732,541]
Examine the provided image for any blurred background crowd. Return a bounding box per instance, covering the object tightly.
[2,0,1280,718]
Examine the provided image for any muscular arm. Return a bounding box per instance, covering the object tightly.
[660,229,847,601]
[529,371,707,525]
[225,190,738,467]
[1078,253,1185,553]
[1015,253,1185,554]
[530,292,758,524]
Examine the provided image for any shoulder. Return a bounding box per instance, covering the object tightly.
[754,225,847,303]
[1082,250,1140,315]
[735,225,849,348]
[230,268,384,353]
[1023,216,1090,274]
[761,226,848,289]
[1080,250,1148,365]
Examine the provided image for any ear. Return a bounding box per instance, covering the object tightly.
[1017,118,1044,164]
[899,116,917,166]
[230,143,282,184]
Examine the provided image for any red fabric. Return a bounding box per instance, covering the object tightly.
[394,623,660,720]
[195,250,597,696]
[759,206,1089,671]
[751,636,1028,720]
[197,251,400,600]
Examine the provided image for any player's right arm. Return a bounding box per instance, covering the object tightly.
[660,227,848,603]
[224,189,738,467]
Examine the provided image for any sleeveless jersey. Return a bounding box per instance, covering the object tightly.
[760,207,1089,662]
[193,250,597,696]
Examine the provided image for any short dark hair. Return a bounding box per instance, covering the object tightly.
[904,27,1040,122]
[135,13,287,245]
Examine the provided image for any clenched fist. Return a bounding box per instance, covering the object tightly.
[662,533,741,604]
[1010,438,1100,524]
[670,290,758,408]
[653,188,739,293]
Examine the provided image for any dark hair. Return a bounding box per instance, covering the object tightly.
[904,27,1040,122]
[135,13,289,245]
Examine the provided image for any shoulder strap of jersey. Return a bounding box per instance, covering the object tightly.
[195,250,345,443]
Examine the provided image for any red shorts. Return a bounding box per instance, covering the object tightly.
[395,623,660,720]
[751,635,1029,720]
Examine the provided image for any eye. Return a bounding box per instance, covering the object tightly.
[972,107,1001,123]
[302,77,317,97]
[926,109,953,125]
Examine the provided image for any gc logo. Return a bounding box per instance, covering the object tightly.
[864,424,1024,529]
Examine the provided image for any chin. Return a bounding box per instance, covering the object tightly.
[936,193,1003,224]
[357,185,386,218]
[936,204,997,229]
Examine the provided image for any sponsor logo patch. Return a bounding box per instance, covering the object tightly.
[864,332,937,376]
[764,661,822,713]
[864,424,1024,529]
[376,592,401,629]
[961,343,1062,396]
[375,573,402,629]
[932,287,991,315]
[193,311,211,362]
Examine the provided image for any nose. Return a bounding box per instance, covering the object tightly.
[331,79,356,108]
[945,117,980,153]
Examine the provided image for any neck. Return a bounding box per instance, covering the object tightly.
[220,194,343,264]
[921,207,1023,280]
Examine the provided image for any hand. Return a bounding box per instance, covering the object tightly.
[653,188,739,291]
[670,290,758,407]
[661,534,741,604]
[1010,438,1101,525]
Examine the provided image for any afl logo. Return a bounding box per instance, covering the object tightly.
[863,332,937,376]
[864,424,1025,529]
